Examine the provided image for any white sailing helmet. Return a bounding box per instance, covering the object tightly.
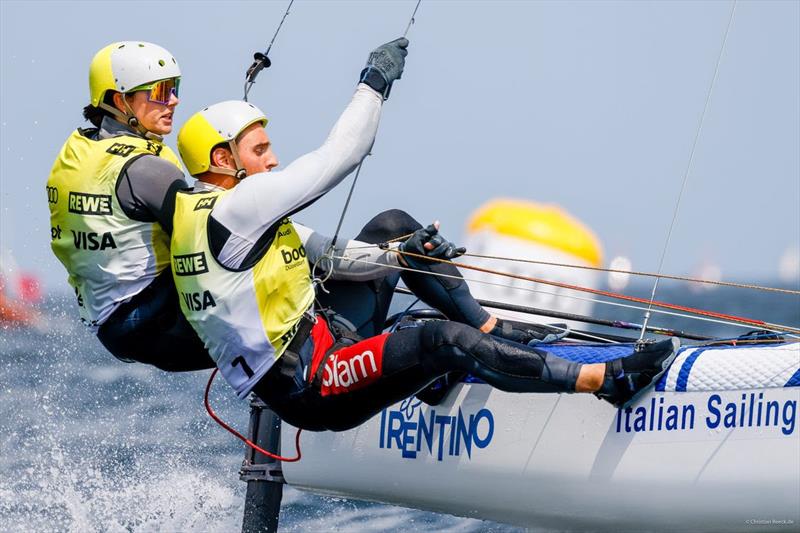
[178,100,268,178]
[90,41,181,105]
[89,41,181,140]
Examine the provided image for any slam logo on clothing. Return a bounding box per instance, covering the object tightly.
[379,397,495,461]
[194,196,218,211]
[319,334,387,396]
[173,252,209,276]
[322,350,378,391]
[68,192,113,215]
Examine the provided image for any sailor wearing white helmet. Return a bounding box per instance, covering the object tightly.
[171,38,680,431]
[47,41,214,371]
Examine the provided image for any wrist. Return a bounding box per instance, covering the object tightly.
[359,67,390,98]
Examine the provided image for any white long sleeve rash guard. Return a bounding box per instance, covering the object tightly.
[196,84,401,280]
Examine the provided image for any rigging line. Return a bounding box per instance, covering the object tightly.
[403,0,423,38]
[399,274,731,339]
[262,0,294,57]
[328,0,423,241]
[312,154,370,291]
[389,248,800,334]
[343,236,799,295]
[533,325,622,345]
[639,0,738,339]
[338,233,413,249]
[330,159,367,250]
[394,285,796,346]
[243,0,295,101]
[375,256,797,337]
[334,254,800,337]
[490,313,623,345]
[393,285,691,343]
[314,1,423,287]
[460,253,799,295]
[393,296,625,344]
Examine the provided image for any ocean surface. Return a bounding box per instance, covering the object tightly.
[1,281,798,532]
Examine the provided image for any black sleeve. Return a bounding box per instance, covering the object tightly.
[115,155,189,234]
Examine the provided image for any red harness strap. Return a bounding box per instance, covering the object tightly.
[308,318,389,397]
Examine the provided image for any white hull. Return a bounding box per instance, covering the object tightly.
[282,343,800,531]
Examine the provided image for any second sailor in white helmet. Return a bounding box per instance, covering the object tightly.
[47,41,214,371]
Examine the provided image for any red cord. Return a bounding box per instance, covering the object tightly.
[395,249,789,331]
[204,368,302,462]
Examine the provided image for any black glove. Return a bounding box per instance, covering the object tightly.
[425,233,467,260]
[359,37,409,98]
[400,223,466,265]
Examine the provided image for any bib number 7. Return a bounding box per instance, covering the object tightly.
[231,356,254,378]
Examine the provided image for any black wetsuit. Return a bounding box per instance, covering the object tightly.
[253,210,583,431]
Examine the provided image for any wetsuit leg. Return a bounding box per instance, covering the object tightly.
[305,321,582,431]
[317,209,490,334]
[361,212,491,325]
[97,272,215,372]
[398,245,490,329]
[316,209,417,337]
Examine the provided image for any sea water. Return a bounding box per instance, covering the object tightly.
[1,281,797,532]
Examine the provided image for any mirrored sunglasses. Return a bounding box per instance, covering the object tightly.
[134,78,180,105]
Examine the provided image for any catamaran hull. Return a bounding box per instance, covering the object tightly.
[281,342,800,531]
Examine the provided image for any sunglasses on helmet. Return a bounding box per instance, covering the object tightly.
[131,78,180,105]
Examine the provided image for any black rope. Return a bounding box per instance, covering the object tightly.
[313,1,424,289]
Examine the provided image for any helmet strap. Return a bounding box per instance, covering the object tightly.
[208,140,247,180]
[99,96,164,143]
[228,139,248,180]
[208,165,241,178]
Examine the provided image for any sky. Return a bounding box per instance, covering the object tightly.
[1,0,798,292]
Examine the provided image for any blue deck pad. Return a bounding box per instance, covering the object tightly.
[540,343,637,363]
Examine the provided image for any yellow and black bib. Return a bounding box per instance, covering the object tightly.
[47,129,182,326]
[171,189,315,397]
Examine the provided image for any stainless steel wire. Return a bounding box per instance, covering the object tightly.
[639,0,739,339]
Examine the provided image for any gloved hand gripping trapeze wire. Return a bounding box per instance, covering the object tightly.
[399,221,466,267]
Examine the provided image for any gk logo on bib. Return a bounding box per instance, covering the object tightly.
[68,192,112,215]
[173,252,209,276]
[319,334,388,396]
